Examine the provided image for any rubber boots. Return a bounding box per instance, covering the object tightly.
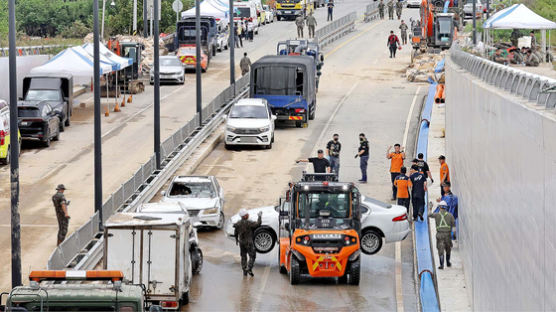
[438,255,444,270]
[446,252,452,267]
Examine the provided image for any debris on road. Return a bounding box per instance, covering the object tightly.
[406,51,447,82]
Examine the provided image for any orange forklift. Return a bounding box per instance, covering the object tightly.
[278,173,362,285]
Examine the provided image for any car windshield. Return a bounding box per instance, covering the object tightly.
[236,8,251,18]
[18,107,40,117]
[169,182,215,198]
[295,191,352,229]
[229,105,268,119]
[161,58,182,66]
[25,90,61,101]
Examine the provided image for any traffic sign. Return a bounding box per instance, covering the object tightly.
[172,0,183,13]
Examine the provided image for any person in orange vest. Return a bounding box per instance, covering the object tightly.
[386,143,405,200]
[438,155,450,196]
[394,167,411,212]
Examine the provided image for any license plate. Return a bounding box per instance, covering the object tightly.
[20,122,29,126]
[240,137,258,144]
[284,10,291,13]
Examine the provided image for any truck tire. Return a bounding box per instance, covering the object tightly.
[65,111,71,127]
[309,103,315,120]
[191,247,203,275]
[289,256,301,285]
[180,291,190,306]
[347,258,361,285]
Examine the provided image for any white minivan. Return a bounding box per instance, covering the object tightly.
[234,1,260,34]
[225,98,276,149]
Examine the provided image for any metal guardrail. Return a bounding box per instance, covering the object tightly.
[315,12,357,47]
[47,74,250,270]
[0,44,71,57]
[450,46,556,110]
[364,2,380,23]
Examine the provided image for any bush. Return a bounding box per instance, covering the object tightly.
[60,21,91,39]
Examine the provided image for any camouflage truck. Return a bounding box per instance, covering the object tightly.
[0,270,162,312]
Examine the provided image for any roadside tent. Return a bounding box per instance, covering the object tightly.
[483,4,556,57]
[82,43,133,70]
[30,47,112,79]
[181,1,228,20]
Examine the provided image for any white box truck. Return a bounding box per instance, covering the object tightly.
[103,212,194,310]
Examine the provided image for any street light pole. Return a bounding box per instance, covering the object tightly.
[195,0,202,125]
[229,0,235,89]
[8,0,22,288]
[93,0,104,230]
[101,0,106,40]
[472,0,477,45]
[143,0,148,37]
[133,0,138,34]
[154,0,161,169]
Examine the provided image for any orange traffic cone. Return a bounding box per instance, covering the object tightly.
[121,96,126,107]
[105,105,110,117]
[127,94,132,103]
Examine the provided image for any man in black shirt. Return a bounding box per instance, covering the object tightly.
[297,149,331,174]
[409,165,427,221]
[326,134,341,175]
[417,153,433,183]
[355,133,369,183]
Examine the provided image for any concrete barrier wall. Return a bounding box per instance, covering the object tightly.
[446,57,556,311]
[0,55,49,102]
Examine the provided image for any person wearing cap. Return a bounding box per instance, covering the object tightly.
[386,144,405,200]
[296,150,331,175]
[409,165,427,221]
[355,133,370,183]
[52,184,70,246]
[428,201,456,269]
[438,155,450,196]
[326,134,341,175]
[233,209,263,276]
[393,167,411,213]
[436,181,459,238]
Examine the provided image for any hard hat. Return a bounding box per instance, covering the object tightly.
[239,209,248,217]
[56,184,67,190]
[438,200,448,208]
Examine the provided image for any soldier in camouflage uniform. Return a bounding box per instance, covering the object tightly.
[52,184,70,246]
[428,201,455,270]
[234,209,262,276]
[399,20,408,45]
[387,0,394,20]
[395,1,403,20]
[378,0,385,19]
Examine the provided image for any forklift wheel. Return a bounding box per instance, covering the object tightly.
[289,256,301,285]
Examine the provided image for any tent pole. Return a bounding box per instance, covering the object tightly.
[106,74,109,111]
[541,29,546,63]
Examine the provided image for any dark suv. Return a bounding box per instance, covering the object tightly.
[18,102,60,147]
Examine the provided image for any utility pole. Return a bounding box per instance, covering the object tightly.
[195,0,202,125]
[133,0,138,33]
[8,0,21,288]
[485,0,490,19]
[229,0,235,90]
[472,0,477,45]
[93,0,104,230]
[101,0,106,40]
[154,0,161,169]
[143,0,148,37]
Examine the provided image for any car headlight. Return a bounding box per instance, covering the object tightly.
[226,126,236,133]
[259,126,270,132]
[202,207,219,214]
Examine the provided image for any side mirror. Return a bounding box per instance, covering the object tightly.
[271,115,277,121]
[161,190,166,196]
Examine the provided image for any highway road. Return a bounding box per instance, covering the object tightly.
[153,7,425,311]
[0,0,383,294]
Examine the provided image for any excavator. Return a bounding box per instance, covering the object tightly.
[411,0,462,54]
[107,39,145,94]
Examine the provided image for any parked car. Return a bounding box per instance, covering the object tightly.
[463,0,485,18]
[161,175,225,229]
[263,5,275,23]
[19,73,73,132]
[225,98,276,149]
[150,55,185,85]
[18,102,60,147]
[0,100,20,164]
[225,195,410,255]
[406,0,421,8]
[178,46,209,72]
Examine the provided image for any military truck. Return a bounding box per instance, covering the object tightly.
[1,270,161,311]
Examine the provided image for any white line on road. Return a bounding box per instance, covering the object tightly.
[253,265,271,310]
[395,86,422,312]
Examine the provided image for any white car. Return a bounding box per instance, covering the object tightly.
[160,175,225,229]
[406,0,421,8]
[263,5,274,23]
[150,55,185,85]
[225,98,276,149]
[225,195,410,255]
[463,0,485,19]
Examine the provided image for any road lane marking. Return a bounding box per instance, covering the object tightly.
[253,265,271,310]
[325,20,385,59]
[395,86,421,312]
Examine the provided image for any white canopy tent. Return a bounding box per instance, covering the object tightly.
[181,1,229,20]
[82,43,133,71]
[483,4,556,58]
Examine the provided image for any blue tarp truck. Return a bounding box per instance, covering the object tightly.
[250,55,317,128]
